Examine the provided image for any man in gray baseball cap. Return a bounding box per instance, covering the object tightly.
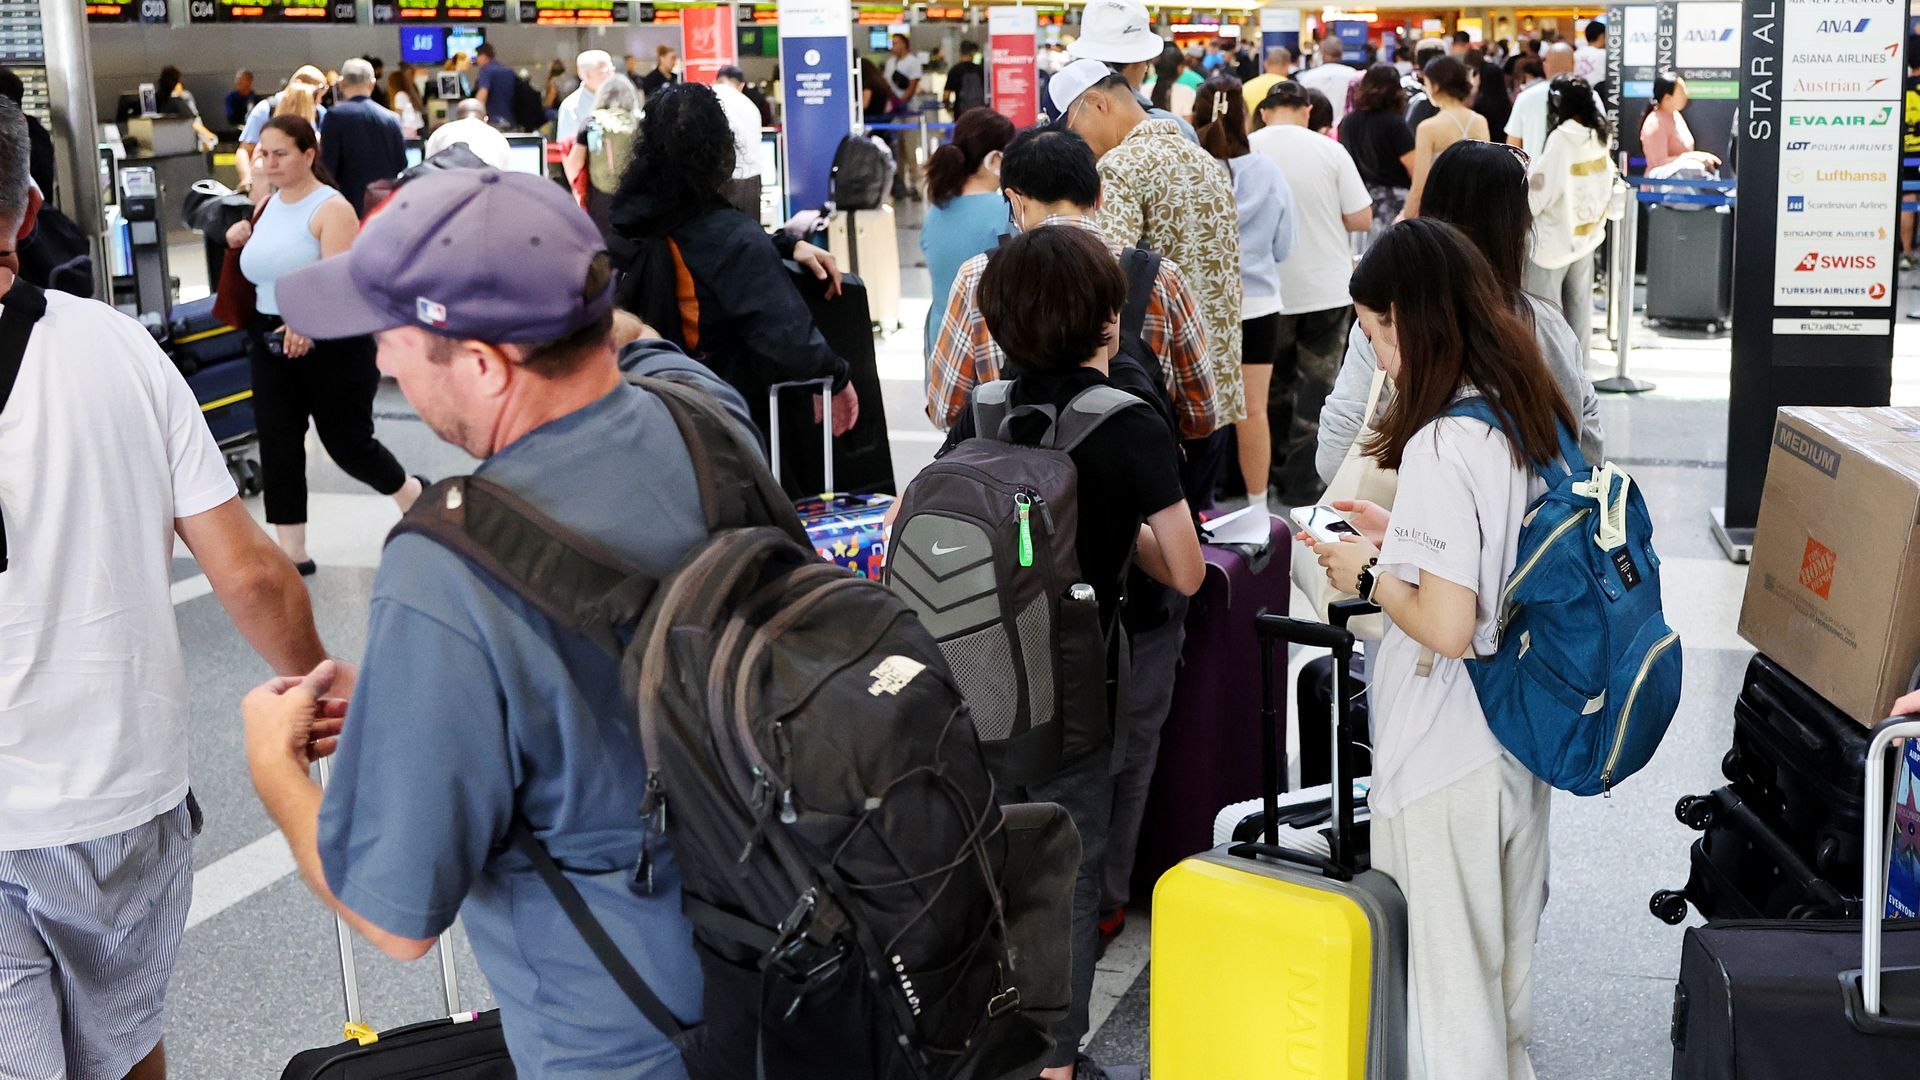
[242,167,751,1074]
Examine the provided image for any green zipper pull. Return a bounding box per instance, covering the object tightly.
[1015,494,1034,568]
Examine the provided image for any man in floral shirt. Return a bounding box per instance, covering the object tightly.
[1052,59,1244,501]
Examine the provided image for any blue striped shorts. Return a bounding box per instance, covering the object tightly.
[0,796,198,1080]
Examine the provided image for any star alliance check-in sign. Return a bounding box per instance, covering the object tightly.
[1770,0,1902,311]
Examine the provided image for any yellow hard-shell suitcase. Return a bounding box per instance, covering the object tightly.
[1150,607,1408,1079]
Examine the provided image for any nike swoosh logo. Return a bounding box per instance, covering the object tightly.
[930,542,968,556]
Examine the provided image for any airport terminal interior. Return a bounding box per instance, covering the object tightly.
[6,0,1920,1076]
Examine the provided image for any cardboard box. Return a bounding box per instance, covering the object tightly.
[1738,406,1920,727]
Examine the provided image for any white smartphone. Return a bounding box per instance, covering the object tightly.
[1290,504,1362,545]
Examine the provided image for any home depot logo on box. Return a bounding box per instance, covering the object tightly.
[1799,536,1837,599]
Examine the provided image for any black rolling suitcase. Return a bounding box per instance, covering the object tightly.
[1669,716,1920,1078]
[772,262,897,499]
[1297,654,1372,791]
[1654,655,1880,923]
[281,763,514,1078]
[168,295,251,373]
[1643,203,1733,333]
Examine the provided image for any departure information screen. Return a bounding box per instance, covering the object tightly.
[521,0,628,24]
[87,0,170,23]
[187,0,357,23]
[374,0,505,22]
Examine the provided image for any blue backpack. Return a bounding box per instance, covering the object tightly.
[1444,397,1683,796]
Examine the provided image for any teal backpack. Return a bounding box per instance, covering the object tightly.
[1445,397,1683,796]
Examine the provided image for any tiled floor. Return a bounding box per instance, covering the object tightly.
[154,218,1920,1077]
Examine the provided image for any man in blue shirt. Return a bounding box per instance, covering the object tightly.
[242,169,734,1076]
[224,69,260,129]
[472,43,519,128]
[319,59,407,217]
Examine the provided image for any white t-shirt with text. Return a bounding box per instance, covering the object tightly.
[1368,408,1544,819]
[0,292,236,849]
[1249,123,1370,315]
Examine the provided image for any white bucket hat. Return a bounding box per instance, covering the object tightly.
[1067,0,1163,66]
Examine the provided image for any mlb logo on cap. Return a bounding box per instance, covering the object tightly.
[416,298,449,327]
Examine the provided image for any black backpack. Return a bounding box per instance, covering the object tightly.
[830,134,896,211]
[511,74,546,132]
[952,66,987,116]
[886,381,1147,786]
[388,372,1074,1080]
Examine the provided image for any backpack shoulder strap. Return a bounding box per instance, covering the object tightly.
[0,280,49,574]
[630,372,807,545]
[386,476,657,659]
[1118,246,1165,365]
[0,279,48,417]
[1054,384,1146,453]
[970,378,1015,442]
[506,820,690,1038]
[1440,394,1587,486]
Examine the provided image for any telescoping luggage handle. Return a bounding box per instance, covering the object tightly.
[1233,598,1379,882]
[1846,713,1920,1034]
[315,758,468,1045]
[768,378,835,494]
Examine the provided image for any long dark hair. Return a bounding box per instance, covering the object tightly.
[261,114,338,190]
[1418,140,1532,302]
[1547,74,1609,140]
[1195,74,1250,160]
[1352,64,1406,113]
[616,83,733,217]
[1151,43,1184,112]
[925,106,1014,206]
[1350,219,1572,471]
[157,65,184,101]
[1473,59,1511,134]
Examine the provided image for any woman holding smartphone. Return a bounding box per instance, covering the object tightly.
[232,115,420,573]
[1306,217,1572,1080]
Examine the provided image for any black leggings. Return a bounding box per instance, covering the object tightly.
[248,322,406,526]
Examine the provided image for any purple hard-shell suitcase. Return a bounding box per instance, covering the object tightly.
[1129,515,1293,896]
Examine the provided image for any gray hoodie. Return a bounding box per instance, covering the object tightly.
[1315,293,1605,484]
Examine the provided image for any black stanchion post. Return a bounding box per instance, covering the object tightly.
[1720,0,1899,564]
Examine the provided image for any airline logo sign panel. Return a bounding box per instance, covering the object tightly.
[1771,0,1901,308]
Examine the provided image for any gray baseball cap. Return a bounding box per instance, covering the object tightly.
[277,168,614,344]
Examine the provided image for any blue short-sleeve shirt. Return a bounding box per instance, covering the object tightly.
[475,62,519,126]
[318,355,752,1077]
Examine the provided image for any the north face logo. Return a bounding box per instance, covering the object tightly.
[1799,536,1837,600]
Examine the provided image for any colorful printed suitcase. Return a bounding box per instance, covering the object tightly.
[1152,603,1408,1080]
[773,379,893,581]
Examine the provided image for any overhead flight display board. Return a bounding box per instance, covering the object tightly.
[88,0,170,24]
[374,0,506,21]
[522,0,629,24]
[187,0,358,22]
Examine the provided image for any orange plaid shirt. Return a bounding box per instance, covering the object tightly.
[924,214,1218,440]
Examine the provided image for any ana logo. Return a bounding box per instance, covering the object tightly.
[1788,195,1806,212]
[1816,17,1870,32]
[1683,27,1736,41]
[1798,536,1837,600]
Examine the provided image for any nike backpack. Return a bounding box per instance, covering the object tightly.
[886,381,1146,787]
[1444,396,1684,796]
[388,372,1076,1080]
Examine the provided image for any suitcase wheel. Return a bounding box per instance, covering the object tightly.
[228,455,262,497]
[1720,746,1741,783]
[1649,889,1689,925]
[1675,794,1714,831]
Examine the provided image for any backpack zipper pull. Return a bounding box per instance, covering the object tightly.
[635,774,666,894]
[1015,493,1034,568]
[779,788,799,825]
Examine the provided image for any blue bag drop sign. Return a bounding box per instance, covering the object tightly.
[779,0,855,218]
